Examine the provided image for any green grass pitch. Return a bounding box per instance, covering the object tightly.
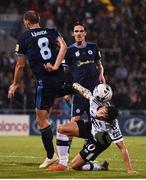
[0,136,145,178]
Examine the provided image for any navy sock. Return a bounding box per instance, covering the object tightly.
[56,139,70,146]
[40,125,54,159]
[68,139,72,153]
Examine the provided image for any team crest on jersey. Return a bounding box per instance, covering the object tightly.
[88,50,93,55]
[15,44,19,52]
[75,51,80,57]
[76,108,80,113]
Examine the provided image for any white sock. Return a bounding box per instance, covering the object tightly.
[93,163,103,170]
[81,163,91,171]
[56,132,69,167]
[81,162,103,171]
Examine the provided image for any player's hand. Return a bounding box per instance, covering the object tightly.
[44,63,53,71]
[8,84,19,98]
[44,63,58,72]
[51,64,59,71]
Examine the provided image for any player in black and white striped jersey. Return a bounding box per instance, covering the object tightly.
[48,83,137,173]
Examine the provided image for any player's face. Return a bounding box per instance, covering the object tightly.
[72,25,87,45]
[96,106,109,121]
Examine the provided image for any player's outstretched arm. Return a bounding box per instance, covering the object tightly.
[116,140,138,174]
[72,83,92,100]
[96,62,106,84]
[8,56,25,98]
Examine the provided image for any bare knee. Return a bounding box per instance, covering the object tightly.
[71,159,81,170]
[71,164,80,170]
[58,125,65,134]
[58,122,79,136]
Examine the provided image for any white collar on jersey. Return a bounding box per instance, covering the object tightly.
[74,42,87,48]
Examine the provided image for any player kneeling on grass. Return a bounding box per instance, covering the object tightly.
[48,83,137,173]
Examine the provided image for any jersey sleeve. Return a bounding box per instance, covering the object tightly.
[94,44,102,63]
[15,36,27,55]
[108,119,123,143]
[51,29,62,41]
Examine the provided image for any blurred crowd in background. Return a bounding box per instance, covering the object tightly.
[0,0,146,114]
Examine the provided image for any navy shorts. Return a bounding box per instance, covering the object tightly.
[71,94,90,117]
[35,78,73,110]
[72,77,98,118]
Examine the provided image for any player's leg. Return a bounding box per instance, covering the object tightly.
[35,81,58,168]
[69,98,90,160]
[57,121,80,169]
[56,132,70,169]
[48,120,88,171]
[71,140,109,171]
[56,95,89,169]
[71,153,85,169]
[55,95,82,170]
[71,153,109,171]
[36,108,58,168]
[58,121,80,136]
[47,121,80,170]
[55,109,81,170]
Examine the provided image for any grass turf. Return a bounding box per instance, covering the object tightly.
[0,136,145,178]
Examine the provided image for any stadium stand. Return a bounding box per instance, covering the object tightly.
[0,0,146,113]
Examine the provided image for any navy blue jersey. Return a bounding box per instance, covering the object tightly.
[65,42,101,89]
[15,28,63,81]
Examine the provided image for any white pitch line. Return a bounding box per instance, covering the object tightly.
[95,158,146,162]
[0,155,146,163]
[0,155,43,159]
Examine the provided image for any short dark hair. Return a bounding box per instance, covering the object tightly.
[72,21,86,31]
[23,10,40,24]
[106,106,119,123]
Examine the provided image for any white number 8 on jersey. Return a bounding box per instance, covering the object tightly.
[38,37,52,60]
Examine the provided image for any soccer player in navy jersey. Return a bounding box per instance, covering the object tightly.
[8,10,72,168]
[65,21,106,121]
[55,22,106,170]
